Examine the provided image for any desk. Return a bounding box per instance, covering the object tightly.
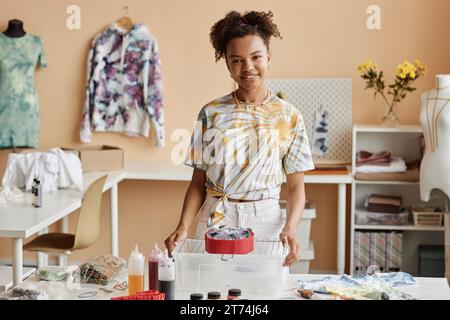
[0,172,123,288]
[0,161,351,288]
[9,269,450,300]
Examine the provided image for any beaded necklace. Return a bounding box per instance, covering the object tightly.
[232,90,272,109]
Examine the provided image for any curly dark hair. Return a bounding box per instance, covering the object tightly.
[209,10,282,62]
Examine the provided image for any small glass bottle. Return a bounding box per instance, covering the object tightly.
[190,293,204,300]
[227,288,241,300]
[207,291,221,300]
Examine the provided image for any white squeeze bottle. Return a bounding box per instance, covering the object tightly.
[128,245,145,295]
[158,249,175,300]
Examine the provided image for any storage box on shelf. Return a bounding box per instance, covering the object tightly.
[63,145,124,172]
[355,209,410,226]
[280,200,316,248]
[418,245,445,277]
[290,240,315,274]
[350,124,445,276]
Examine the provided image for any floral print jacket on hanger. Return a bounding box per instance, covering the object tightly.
[80,23,164,147]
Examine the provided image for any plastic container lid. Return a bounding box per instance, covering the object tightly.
[190,293,204,300]
[207,291,221,299]
[228,288,241,297]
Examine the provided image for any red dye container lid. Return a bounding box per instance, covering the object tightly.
[205,229,254,254]
[111,290,165,300]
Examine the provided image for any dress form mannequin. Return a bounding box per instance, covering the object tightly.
[419,74,450,283]
[3,19,26,38]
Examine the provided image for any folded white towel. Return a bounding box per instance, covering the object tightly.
[355,157,407,173]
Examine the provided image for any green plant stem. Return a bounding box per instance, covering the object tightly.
[379,91,395,110]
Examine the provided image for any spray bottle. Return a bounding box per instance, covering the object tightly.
[128,245,145,295]
[148,243,162,291]
[158,249,175,300]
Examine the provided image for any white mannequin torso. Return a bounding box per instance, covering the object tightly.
[419,74,450,202]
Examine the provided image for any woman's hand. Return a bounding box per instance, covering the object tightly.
[279,225,300,267]
[164,228,188,256]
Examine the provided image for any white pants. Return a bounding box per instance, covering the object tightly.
[195,195,285,241]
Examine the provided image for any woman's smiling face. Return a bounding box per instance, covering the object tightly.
[226,34,271,91]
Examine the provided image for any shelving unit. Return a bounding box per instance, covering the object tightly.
[350,124,445,276]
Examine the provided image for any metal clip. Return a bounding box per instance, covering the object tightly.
[221,254,235,262]
[113,281,128,290]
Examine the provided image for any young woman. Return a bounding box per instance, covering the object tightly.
[165,11,314,266]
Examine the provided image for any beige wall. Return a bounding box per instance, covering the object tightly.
[1,0,449,272]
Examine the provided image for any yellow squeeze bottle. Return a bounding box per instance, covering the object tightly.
[128,244,145,295]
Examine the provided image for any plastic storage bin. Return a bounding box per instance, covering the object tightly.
[172,239,289,297]
[418,245,445,277]
[280,200,316,248]
[289,240,315,274]
[355,209,409,225]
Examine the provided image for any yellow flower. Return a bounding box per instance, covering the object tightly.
[395,64,406,78]
[358,59,377,74]
[414,60,427,73]
[395,61,419,79]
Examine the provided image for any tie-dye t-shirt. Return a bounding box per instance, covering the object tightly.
[0,33,47,148]
[184,92,314,226]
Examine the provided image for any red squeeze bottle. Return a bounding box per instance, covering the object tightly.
[148,243,162,291]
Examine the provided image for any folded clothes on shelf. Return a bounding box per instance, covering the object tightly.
[355,157,407,173]
[354,162,419,182]
[367,194,403,213]
[356,150,392,166]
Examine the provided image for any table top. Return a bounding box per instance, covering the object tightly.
[8,269,450,300]
[0,172,123,238]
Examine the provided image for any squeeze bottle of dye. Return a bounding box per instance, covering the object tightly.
[31,177,37,206]
[158,249,175,300]
[33,176,42,208]
[31,175,42,208]
[148,243,162,291]
[128,244,145,295]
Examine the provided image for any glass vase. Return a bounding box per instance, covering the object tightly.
[381,105,400,127]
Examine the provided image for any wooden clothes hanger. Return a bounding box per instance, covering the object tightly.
[116,6,134,31]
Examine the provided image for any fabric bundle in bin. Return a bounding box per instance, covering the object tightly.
[205,226,254,254]
[367,194,403,213]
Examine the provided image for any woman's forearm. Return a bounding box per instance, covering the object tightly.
[285,173,306,231]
